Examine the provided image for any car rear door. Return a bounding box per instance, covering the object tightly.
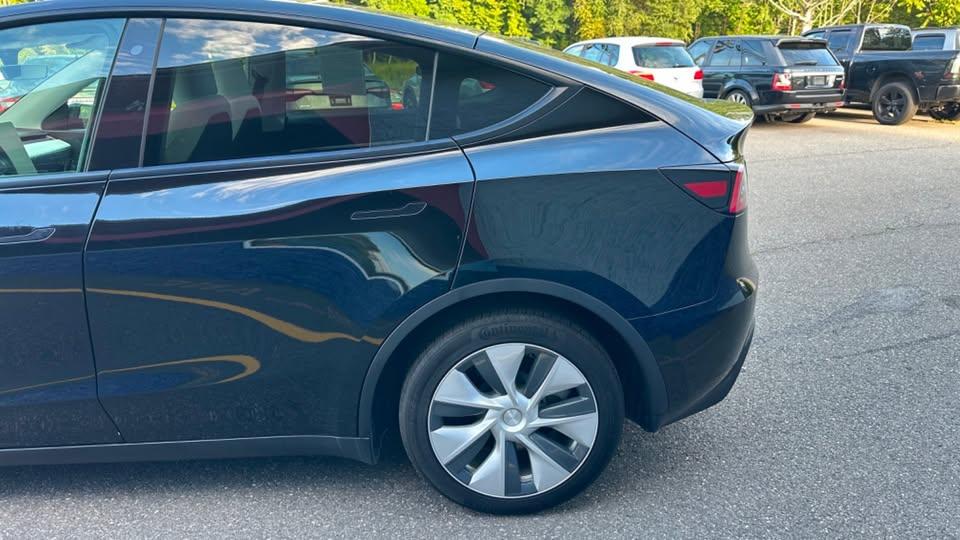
[702,39,741,98]
[0,17,129,448]
[83,17,553,443]
[739,40,772,100]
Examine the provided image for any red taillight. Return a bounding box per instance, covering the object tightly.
[629,71,655,81]
[729,165,748,214]
[945,57,960,80]
[694,69,704,81]
[684,181,728,199]
[662,164,747,214]
[391,102,405,110]
[772,73,792,91]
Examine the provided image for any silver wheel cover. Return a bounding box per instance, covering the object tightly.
[727,92,748,104]
[428,343,599,499]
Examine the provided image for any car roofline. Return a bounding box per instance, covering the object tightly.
[0,0,482,50]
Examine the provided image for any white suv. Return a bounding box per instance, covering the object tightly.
[564,37,704,98]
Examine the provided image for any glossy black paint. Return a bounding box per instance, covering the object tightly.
[85,148,474,442]
[0,0,757,465]
[0,175,121,448]
[454,123,756,428]
[691,36,845,115]
[805,24,960,106]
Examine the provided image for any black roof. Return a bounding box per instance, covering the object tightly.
[694,35,828,44]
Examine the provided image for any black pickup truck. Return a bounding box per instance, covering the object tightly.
[804,24,960,124]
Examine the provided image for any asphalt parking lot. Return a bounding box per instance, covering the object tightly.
[1,109,958,538]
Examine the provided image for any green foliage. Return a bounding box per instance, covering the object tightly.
[695,0,781,38]
[520,0,571,46]
[897,0,960,27]
[571,0,607,40]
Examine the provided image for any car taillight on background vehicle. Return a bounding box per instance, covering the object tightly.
[945,57,960,80]
[629,71,655,81]
[660,163,748,215]
[694,69,704,80]
[772,73,792,91]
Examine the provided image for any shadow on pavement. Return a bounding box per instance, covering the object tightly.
[0,422,705,513]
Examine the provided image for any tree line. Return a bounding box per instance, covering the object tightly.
[0,0,955,46]
[350,0,958,45]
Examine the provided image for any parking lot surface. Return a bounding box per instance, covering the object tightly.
[1,109,958,538]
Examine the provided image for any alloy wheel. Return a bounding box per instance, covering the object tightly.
[727,92,749,105]
[427,343,599,499]
[929,102,960,121]
[878,89,906,120]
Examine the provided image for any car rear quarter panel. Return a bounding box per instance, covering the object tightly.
[454,122,727,319]
[849,50,959,102]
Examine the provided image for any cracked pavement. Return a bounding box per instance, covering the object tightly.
[1,108,958,538]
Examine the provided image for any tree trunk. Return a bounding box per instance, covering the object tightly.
[801,6,815,32]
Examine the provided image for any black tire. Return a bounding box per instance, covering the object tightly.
[724,89,752,108]
[399,308,624,514]
[872,81,918,125]
[929,102,960,121]
[784,112,816,124]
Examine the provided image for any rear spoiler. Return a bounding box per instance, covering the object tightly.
[776,37,829,47]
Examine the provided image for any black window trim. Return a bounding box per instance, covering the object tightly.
[82,17,132,173]
[2,8,575,185]
[688,39,714,66]
[708,38,741,68]
[132,16,568,172]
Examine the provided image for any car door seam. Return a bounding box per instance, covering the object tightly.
[81,177,125,442]
[448,137,479,291]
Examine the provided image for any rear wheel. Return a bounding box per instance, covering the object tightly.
[929,102,960,121]
[399,309,624,514]
[725,89,752,108]
[782,112,816,124]
[873,81,917,125]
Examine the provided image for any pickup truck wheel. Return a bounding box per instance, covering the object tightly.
[929,103,960,121]
[873,81,917,125]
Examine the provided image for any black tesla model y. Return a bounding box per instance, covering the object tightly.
[0,0,757,513]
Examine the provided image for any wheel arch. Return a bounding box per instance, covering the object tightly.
[870,73,919,102]
[721,81,759,103]
[357,278,669,454]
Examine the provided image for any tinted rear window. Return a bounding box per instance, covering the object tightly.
[778,45,839,66]
[632,45,694,68]
[913,34,946,50]
[862,26,912,51]
[827,30,853,51]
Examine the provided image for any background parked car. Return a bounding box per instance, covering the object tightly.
[910,27,960,120]
[804,24,960,124]
[687,35,845,123]
[564,37,704,98]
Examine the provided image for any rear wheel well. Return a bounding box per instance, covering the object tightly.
[367,292,654,453]
[871,74,918,102]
